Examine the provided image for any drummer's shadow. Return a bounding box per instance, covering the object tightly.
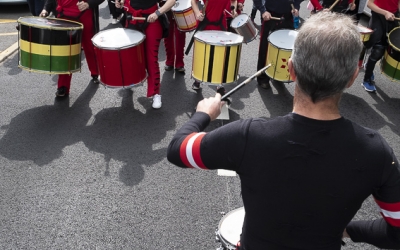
[0,82,99,166]
[340,92,393,132]
[4,52,23,76]
[258,81,294,118]
[218,76,255,112]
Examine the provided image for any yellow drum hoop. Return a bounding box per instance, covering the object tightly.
[17,16,83,30]
[18,65,81,75]
[194,37,243,47]
[388,27,400,52]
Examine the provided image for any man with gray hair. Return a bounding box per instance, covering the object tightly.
[167,12,400,249]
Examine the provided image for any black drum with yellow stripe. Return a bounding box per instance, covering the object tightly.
[17,17,83,74]
[192,31,243,85]
[381,27,400,82]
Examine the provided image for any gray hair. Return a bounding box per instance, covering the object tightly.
[291,12,363,102]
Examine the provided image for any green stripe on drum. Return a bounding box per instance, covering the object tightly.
[20,39,81,57]
[20,50,81,73]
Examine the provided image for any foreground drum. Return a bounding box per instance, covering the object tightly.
[265,29,298,82]
[17,17,83,74]
[230,13,258,43]
[172,0,197,32]
[357,25,373,68]
[357,25,373,42]
[92,28,147,88]
[215,207,244,250]
[192,31,243,85]
[381,27,400,82]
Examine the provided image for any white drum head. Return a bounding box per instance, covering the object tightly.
[92,28,145,49]
[357,25,373,34]
[230,14,249,28]
[194,30,243,46]
[268,29,298,50]
[172,0,191,11]
[218,207,245,246]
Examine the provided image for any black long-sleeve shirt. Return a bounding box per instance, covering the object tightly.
[167,112,400,249]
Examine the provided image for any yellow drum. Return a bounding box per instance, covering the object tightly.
[358,25,373,42]
[265,29,298,82]
[381,27,400,82]
[17,16,83,74]
[192,30,243,85]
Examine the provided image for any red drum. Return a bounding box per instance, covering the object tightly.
[92,28,147,88]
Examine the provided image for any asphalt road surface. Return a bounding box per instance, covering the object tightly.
[0,2,399,250]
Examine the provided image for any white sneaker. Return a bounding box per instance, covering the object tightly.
[112,19,117,24]
[152,94,162,109]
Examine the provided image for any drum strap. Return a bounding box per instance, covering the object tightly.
[184,15,226,55]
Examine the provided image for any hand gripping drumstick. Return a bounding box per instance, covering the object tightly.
[328,0,341,11]
[270,16,285,21]
[217,64,271,103]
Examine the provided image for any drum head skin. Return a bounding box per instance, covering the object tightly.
[357,25,373,35]
[194,30,244,46]
[218,207,245,246]
[172,0,191,11]
[92,28,146,50]
[18,16,83,30]
[268,29,298,50]
[389,27,400,52]
[231,14,249,29]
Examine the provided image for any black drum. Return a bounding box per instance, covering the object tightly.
[17,16,83,74]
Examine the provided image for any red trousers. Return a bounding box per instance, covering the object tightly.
[58,9,99,93]
[164,13,186,68]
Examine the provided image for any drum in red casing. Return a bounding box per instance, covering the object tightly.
[92,28,147,88]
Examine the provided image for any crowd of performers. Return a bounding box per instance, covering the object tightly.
[37,0,399,103]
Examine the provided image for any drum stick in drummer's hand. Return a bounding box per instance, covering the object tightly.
[220,64,271,102]
[270,16,285,21]
[328,0,341,11]
[132,17,146,20]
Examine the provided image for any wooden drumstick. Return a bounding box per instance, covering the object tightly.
[289,0,295,11]
[133,17,146,20]
[220,64,271,102]
[328,0,341,11]
[224,9,234,17]
[394,17,400,21]
[270,16,285,21]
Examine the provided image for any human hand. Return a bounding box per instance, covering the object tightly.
[292,9,299,17]
[196,12,204,21]
[232,10,238,18]
[147,13,158,23]
[350,3,356,11]
[237,3,243,11]
[196,93,224,121]
[384,11,395,21]
[262,11,271,21]
[39,10,48,17]
[76,1,89,12]
[115,0,124,9]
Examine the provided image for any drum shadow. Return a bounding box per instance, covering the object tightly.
[3,53,23,76]
[0,83,99,166]
[257,81,294,118]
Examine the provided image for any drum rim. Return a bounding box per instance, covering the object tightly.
[18,64,81,75]
[17,16,83,30]
[388,27,400,52]
[357,24,373,35]
[216,207,245,246]
[91,28,146,49]
[194,31,244,46]
[267,29,298,49]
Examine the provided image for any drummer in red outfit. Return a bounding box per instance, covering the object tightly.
[40,0,103,97]
[162,1,186,74]
[226,0,245,33]
[190,0,238,90]
[116,0,175,109]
